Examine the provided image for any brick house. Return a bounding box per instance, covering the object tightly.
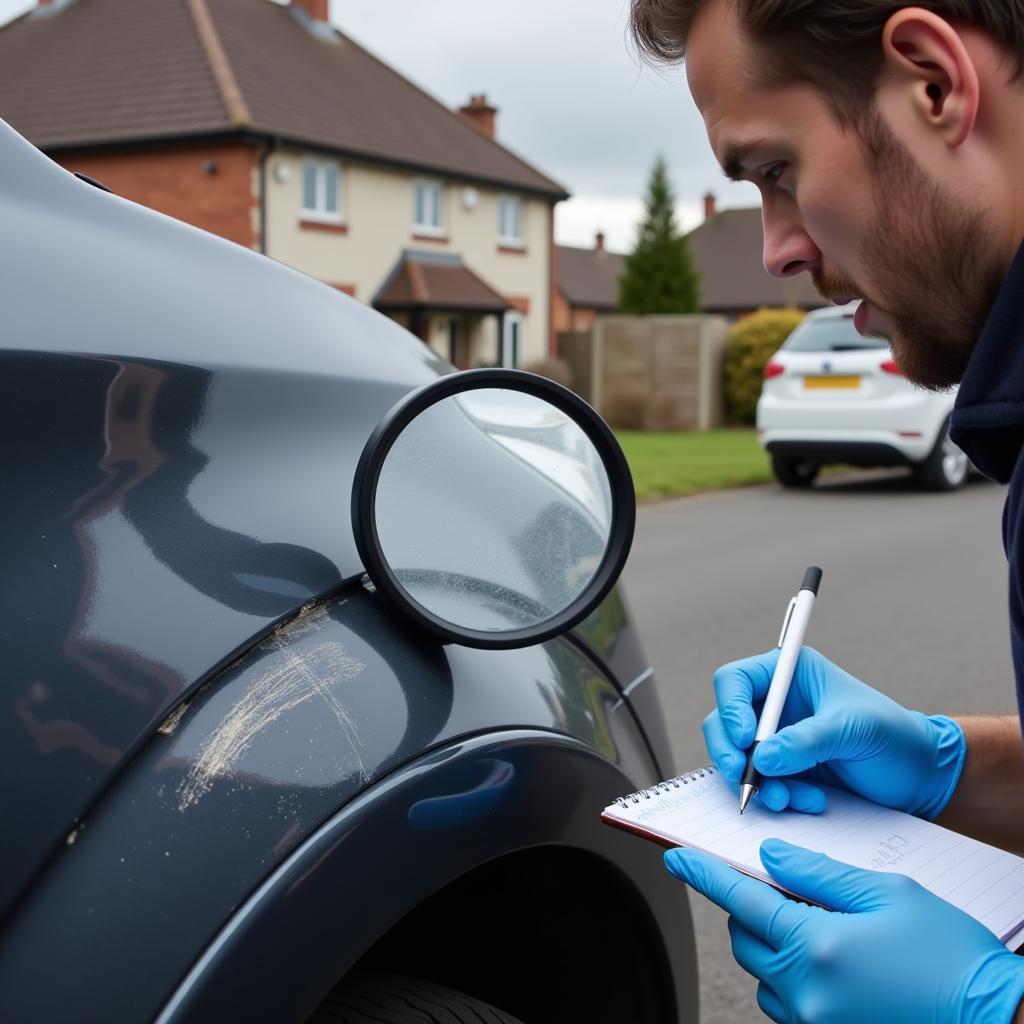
[686,193,826,320]
[553,232,625,333]
[0,0,569,368]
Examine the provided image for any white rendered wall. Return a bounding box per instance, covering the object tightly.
[264,148,553,365]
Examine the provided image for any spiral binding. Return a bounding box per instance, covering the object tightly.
[616,766,716,809]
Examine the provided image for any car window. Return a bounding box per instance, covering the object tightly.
[783,315,888,352]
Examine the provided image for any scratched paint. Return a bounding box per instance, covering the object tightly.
[177,605,367,811]
[156,701,190,737]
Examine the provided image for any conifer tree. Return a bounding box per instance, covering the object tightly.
[619,155,700,314]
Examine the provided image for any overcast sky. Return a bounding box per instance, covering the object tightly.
[0,0,761,251]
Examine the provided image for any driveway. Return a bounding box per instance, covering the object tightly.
[623,471,1012,1024]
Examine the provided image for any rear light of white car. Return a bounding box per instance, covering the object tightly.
[880,359,903,375]
[764,361,785,379]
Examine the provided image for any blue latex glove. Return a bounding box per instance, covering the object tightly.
[705,646,965,818]
[666,840,1024,1024]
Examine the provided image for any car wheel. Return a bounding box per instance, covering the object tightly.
[771,454,819,489]
[915,417,969,491]
[307,971,526,1024]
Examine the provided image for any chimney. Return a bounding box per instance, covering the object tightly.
[459,94,498,139]
[704,192,717,221]
[292,0,329,23]
[595,231,605,252]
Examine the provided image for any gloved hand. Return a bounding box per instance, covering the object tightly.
[666,840,1024,1024]
[705,646,965,818]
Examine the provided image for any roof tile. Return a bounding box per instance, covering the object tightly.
[556,245,624,309]
[687,207,825,312]
[0,0,568,199]
[375,251,510,312]
[0,0,231,147]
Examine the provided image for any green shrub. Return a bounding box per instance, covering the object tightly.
[724,307,805,424]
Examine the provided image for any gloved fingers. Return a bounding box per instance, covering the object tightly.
[708,768,825,817]
[784,779,827,814]
[754,711,846,778]
[749,778,825,814]
[755,982,788,1024]
[715,767,791,814]
[757,778,791,812]
[760,839,888,913]
[665,848,803,946]
[702,710,746,782]
[712,649,780,749]
[728,915,778,981]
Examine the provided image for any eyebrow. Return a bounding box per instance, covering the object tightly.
[719,139,768,183]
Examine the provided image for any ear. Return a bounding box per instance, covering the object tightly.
[881,7,980,148]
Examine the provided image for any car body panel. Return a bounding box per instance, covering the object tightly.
[155,732,697,1024]
[0,116,449,918]
[1,117,695,1022]
[0,587,686,1022]
[757,303,957,465]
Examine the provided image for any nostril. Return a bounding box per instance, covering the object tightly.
[781,260,805,275]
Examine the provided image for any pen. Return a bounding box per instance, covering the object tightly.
[739,566,823,814]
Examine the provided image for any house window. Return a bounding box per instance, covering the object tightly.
[301,159,343,222]
[414,179,444,234]
[498,194,524,246]
[501,312,523,368]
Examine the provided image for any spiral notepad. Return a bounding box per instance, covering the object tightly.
[602,766,1024,951]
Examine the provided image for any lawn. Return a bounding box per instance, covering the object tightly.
[616,429,772,502]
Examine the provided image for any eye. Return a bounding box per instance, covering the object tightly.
[762,162,787,185]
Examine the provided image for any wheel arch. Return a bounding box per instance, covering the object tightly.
[155,731,699,1024]
[341,843,683,1024]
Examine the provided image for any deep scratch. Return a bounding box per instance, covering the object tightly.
[178,607,366,811]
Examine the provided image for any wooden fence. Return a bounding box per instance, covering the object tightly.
[558,315,728,431]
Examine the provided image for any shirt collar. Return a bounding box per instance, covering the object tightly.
[950,240,1024,483]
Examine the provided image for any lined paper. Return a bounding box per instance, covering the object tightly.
[604,769,1024,949]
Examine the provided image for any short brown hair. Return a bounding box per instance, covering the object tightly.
[630,0,1024,123]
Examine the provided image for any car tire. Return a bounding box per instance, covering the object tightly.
[307,971,526,1024]
[771,455,819,489]
[914,417,969,491]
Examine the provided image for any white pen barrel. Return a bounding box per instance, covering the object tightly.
[755,588,816,740]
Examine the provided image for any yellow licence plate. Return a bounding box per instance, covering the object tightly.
[803,375,861,389]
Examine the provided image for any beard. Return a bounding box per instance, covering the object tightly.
[813,111,1004,392]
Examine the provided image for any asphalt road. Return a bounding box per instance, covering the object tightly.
[622,470,1014,1024]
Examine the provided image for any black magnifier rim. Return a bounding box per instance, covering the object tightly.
[351,367,636,650]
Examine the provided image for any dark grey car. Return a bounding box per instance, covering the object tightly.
[0,118,698,1023]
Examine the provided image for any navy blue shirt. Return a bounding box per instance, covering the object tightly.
[950,241,1024,738]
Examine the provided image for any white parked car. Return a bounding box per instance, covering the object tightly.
[756,302,969,491]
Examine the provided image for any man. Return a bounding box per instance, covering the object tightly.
[628,2,1024,1022]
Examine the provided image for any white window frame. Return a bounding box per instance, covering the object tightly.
[501,311,524,368]
[498,194,524,247]
[413,178,445,236]
[300,158,344,224]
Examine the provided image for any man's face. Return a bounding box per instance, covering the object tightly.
[685,1,1004,390]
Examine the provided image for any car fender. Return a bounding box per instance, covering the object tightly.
[0,588,692,1023]
[155,730,698,1024]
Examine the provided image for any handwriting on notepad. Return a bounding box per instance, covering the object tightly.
[870,834,911,870]
[604,771,1024,947]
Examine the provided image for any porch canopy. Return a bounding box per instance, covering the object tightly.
[374,250,510,323]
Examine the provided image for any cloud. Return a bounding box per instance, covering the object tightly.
[556,194,707,252]
[0,0,762,242]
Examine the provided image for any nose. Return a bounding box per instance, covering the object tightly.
[762,202,821,279]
